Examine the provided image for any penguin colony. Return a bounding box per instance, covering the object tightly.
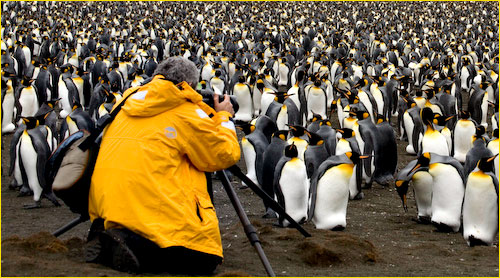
[1,1,498,247]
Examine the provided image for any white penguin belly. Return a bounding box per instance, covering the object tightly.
[278,158,309,227]
[241,138,258,186]
[453,121,475,163]
[412,171,433,219]
[421,130,449,156]
[335,139,352,155]
[313,164,353,230]
[260,92,275,116]
[463,173,498,246]
[358,92,375,123]
[2,92,15,133]
[20,134,43,201]
[233,85,253,122]
[287,86,301,111]
[19,88,39,119]
[307,90,327,120]
[276,106,289,131]
[252,88,262,116]
[58,80,72,118]
[429,163,464,232]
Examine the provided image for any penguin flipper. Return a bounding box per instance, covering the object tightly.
[30,129,51,193]
[9,126,24,176]
[273,157,290,224]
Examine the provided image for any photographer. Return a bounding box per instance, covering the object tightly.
[86,57,240,274]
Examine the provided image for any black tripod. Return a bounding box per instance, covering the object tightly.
[52,165,311,276]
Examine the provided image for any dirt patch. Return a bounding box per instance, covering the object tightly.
[297,232,377,267]
[2,232,76,253]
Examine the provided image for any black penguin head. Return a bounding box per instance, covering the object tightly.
[310,111,323,122]
[411,152,431,174]
[272,130,289,141]
[236,123,255,135]
[376,114,387,124]
[318,119,332,128]
[345,151,369,165]
[284,143,298,158]
[238,74,246,83]
[288,124,309,138]
[420,107,435,126]
[308,132,324,146]
[22,117,39,129]
[355,110,370,120]
[433,114,455,126]
[459,110,470,120]
[475,125,486,138]
[395,179,409,212]
[476,154,498,174]
[492,129,499,139]
[337,128,355,139]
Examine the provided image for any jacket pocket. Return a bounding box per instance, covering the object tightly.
[195,195,215,224]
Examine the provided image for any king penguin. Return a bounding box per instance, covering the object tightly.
[453,110,477,163]
[395,158,433,223]
[462,155,499,246]
[233,75,253,123]
[411,152,465,232]
[11,117,60,209]
[260,130,289,218]
[308,152,367,230]
[273,143,309,227]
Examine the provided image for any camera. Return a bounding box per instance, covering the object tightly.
[199,92,239,114]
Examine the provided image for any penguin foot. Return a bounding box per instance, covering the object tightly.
[23,201,42,209]
[262,208,277,219]
[330,225,345,231]
[468,235,488,247]
[432,221,455,233]
[362,182,372,189]
[17,187,33,197]
[9,180,20,191]
[352,192,364,200]
[412,216,431,224]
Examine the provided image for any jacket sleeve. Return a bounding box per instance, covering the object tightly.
[179,101,241,172]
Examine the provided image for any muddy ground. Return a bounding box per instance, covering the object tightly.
[1,116,498,277]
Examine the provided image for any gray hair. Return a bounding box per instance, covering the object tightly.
[153,56,199,87]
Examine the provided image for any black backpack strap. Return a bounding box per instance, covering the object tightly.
[79,88,140,151]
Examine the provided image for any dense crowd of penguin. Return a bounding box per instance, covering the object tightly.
[2,1,498,247]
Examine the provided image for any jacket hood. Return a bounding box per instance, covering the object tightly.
[121,76,202,117]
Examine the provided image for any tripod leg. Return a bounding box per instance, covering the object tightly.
[217,171,276,277]
[52,214,89,237]
[227,165,312,238]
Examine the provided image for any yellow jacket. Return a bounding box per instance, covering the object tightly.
[88,76,241,258]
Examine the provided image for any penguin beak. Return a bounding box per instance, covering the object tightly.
[409,164,421,175]
[445,114,456,121]
[359,155,371,159]
[402,194,408,212]
[487,154,499,163]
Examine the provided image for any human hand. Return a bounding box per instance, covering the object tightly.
[214,94,235,116]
